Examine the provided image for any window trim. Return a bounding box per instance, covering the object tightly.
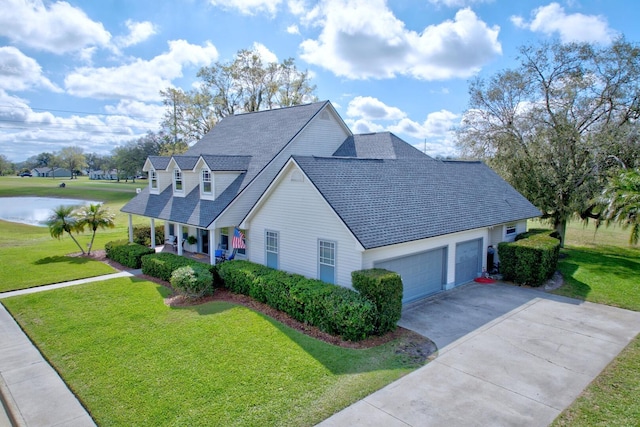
[150,169,158,190]
[265,230,279,269]
[173,168,183,193]
[201,168,213,195]
[318,239,336,284]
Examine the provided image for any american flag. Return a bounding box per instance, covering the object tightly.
[232,228,246,249]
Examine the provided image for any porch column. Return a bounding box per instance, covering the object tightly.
[177,224,183,256]
[128,214,133,243]
[209,228,217,265]
[150,218,156,248]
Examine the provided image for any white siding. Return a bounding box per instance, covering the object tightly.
[362,228,489,289]
[182,170,199,196]
[154,171,172,192]
[247,167,361,288]
[217,107,350,228]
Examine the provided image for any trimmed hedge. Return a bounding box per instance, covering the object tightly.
[217,260,377,341]
[132,225,165,247]
[141,252,214,282]
[104,240,155,269]
[352,269,403,334]
[498,230,560,286]
[170,265,214,300]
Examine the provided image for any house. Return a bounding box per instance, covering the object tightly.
[122,101,540,303]
[89,169,118,180]
[31,167,72,178]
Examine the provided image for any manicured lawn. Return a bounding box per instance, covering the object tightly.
[553,245,640,311]
[3,278,422,426]
[0,176,152,292]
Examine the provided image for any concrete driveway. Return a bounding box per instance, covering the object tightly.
[319,283,640,426]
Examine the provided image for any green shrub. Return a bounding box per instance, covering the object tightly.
[352,269,403,334]
[170,265,213,300]
[105,241,155,269]
[499,231,560,286]
[105,239,129,259]
[217,260,377,341]
[141,252,213,282]
[132,225,165,247]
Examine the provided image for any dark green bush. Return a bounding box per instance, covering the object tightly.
[498,230,560,286]
[141,252,213,282]
[132,225,165,247]
[170,265,214,299]
[105,241,155,269]
[352,269,403,334]
[105,239,129,259]
[217,260,377,341]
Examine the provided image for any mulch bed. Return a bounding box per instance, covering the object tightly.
[72,250,437,360]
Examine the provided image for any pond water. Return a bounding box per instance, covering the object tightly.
[0,197,101,227]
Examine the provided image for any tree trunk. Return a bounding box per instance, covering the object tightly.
[66,231,85,254]
[554,219,567,248]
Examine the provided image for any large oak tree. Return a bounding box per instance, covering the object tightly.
[457,39,640,245]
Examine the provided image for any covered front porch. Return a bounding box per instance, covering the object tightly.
[125,214,245,265]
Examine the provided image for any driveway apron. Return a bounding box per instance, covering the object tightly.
[318,283,640,427]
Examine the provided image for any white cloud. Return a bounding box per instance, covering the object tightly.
[0,47,61,92]
[346,96,406,121]
[64,40,219,102]
[388,109,459,139]
[511,2,616,44]
[115,20,158,48]
[251,42,279,63]
[208,0,283,16]
[345,118,386,134]
[0,0,111,54]
[287,0,307,15]
[300,1,501,80]
[0,90,162,161]
[287,24,300,34]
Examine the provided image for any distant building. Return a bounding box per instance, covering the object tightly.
[31,167,72,178]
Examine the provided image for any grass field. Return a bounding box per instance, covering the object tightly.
[0,176,151,291]
[2,278,423,426]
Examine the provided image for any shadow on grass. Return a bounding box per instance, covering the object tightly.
[34,255,94,265]
[170,295,417,376]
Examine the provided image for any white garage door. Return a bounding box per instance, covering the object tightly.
[455,238,483,285]
[375,247,447,303]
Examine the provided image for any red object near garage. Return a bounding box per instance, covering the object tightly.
[474,277,496,284]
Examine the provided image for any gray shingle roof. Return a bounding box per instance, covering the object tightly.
[174,156,199,170]
[292,156,541,250]
[201,155,251,171]
[333,132,433,160]
[148,156,171,170]
[122,101,329,226]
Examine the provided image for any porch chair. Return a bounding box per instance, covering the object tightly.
[165,235,177,251]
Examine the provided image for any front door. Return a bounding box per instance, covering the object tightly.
[199,229,209,254]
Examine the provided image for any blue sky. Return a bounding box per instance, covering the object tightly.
[1,0,637,162]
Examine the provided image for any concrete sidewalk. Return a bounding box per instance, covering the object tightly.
[0,271,138,426]
[318,283,640,426]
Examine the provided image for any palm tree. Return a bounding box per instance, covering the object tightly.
[46,205,86,254]
[601,169,640,245]
[76,203,115,255]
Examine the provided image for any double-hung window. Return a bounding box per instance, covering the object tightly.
[318,240,336,284]
[150,169,158,190]
[201,169,212,195]
[173,168,183,192]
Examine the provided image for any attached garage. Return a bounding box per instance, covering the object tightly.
[455,238,483,285]
[375,247,447,303]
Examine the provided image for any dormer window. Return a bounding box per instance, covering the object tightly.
[150,169,158,190]
[173,168,183,192]
[201,169,212,194]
